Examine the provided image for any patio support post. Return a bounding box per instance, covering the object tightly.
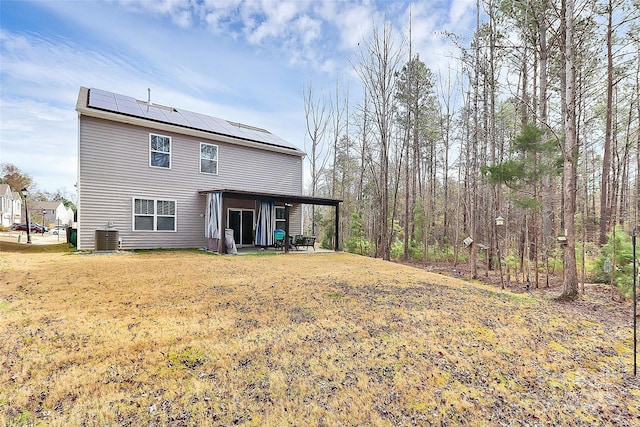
[21,188,32,244]
[219,194,224,254]
[335,204,339,251]
[284,203,291,253]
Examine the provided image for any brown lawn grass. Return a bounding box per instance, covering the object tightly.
[0,249,638,426]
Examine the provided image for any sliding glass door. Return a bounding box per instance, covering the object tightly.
[228,209,255,247]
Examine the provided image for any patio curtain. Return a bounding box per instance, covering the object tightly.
[255,200,275,246]
[205,192,222,250]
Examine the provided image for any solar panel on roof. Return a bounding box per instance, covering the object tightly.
[88,88,115,105]
[88,90,116,109]
[90,89,114,101]
[89,98,115,110]
[161,108,188,126]
[264,134,278,144]
[179,110,207,128]
[113,93,133,104]
[115,100,143,117]
[141,106,165,122]
[87,88,299,151]
[197,116,219,132]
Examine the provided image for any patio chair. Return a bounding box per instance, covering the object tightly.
[291,235,315,251]
[274,229,286,250]
[302,235,316,251]
[291,234,305,250]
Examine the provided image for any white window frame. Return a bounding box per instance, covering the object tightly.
[132,197,177,232]
[275,205,286,228]
[149,133,171,169]
[200,142,218,175]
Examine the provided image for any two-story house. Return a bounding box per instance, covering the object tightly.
[75,87,340,251]
[0,184,21,228]
[29,201,74,227]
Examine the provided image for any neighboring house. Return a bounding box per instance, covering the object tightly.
[65,206,75,224]
[11,191,22,224]
[0,184,18,227]
[29,201,74,227]
[75,87,340,251]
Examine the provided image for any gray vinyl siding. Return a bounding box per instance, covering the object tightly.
[78,116,303,250]
[288,204,302,235]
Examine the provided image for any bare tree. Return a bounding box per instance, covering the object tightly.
[599,0,616,244]
[303,81,331,236]
[395,54,436,260]
[353,21,404,260]
[330,80,347,198]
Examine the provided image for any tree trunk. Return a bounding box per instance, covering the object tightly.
[637,58,640,227]
[599,0,615,245]
[469,0,481,279]
[560,0,579,299]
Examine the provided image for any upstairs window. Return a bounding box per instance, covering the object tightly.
[150,134,171,168]
[133,198,176,231]
[200,143,218,174]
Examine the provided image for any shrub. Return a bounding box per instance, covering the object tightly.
[545,252,564,275]
[346,235,372,256]
[426,243,458,262]
[345,211,372,256]
[505,254,519,272]
[592,231,635,298]
[390,238,404,259]
[390,238,423,260]
[389,239,458,262]
[408,239,424,260]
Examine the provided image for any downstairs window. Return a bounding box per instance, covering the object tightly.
[133,198,176,231]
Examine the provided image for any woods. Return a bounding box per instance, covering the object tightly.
[305,0,640,299]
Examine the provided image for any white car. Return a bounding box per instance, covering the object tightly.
[51,226,67,235]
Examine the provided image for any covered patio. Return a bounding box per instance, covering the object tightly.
[200,189,342,254]
[232,245,335,255]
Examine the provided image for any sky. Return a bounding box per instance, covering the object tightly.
[0,0,476,198]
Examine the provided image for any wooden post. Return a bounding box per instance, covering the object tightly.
[284,204,291,253]
[335,203,340,251]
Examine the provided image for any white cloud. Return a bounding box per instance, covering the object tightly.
[328,2,376,50]
[295,15,321,46]
[118,0,188,12]
[449,0,475,27]
[245,1,305,44]
[171,9,193,28]
[202,0,244,35]
[403,5,459,77]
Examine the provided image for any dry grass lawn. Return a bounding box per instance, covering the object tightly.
[1,247,638,426]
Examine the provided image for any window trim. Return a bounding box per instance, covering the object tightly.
[275,205,286,227]
[149,133,172,169]
[200,142,219,175]
[132,197,177,232]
